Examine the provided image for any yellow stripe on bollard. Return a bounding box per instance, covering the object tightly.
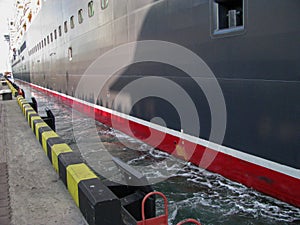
[22,104,32,115]
[35,122,49,139]
[17,96,24,106]
[41,131,59,154]
[66,163,98,207]
[27,111,37,125]
[31,116,42,131]
[51,144,73,173]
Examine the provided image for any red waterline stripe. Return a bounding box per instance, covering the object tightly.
[27,82,300,208]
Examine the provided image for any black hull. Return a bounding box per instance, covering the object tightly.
[11,0,300,206]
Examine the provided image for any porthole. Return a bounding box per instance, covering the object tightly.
[68,47,73,61]
[88,1,94,17]
[70,16,75,29]
[101,0,108,9]
[58,25,62,36]
[78,9,83,24]
[64,21,68,33]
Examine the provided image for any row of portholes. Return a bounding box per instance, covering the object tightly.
[28,0,109,57]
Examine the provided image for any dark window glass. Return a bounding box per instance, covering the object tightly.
[211,0,245,37]
[78,9,83,24]
[70,16,75,29]
[64,21,68,33]
[88,1,94,17]
[101,0,108,9]
[58,25,62,36]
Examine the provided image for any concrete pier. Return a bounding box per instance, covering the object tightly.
[0,99,86,224]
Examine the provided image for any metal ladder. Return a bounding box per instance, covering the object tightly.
[137,191,201,225]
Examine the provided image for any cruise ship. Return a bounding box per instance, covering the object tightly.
[9,0,300,207]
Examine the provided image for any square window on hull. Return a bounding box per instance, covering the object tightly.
[217,0,243,29]
[211,0,246,37]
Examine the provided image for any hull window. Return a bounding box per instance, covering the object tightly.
[78,9,84,24]
[211,0,246,37]
[58,25,62,36]
[70,16,75,29]
[47,35,50,44]
[68,47,73,61]
[50,33,53,42]
[88,1,94,17]
[101,0,109,9]
[54,29,57,39]
[64,21,68,33]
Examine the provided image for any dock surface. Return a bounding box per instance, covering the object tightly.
[0,99,86,224]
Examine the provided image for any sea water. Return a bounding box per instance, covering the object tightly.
[22,82,300,225]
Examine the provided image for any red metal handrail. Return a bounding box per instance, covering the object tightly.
[137,191,201,225]
[137,191,169,225]
[176,218,202,225]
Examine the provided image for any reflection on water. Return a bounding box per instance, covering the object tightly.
[22,83,300,225]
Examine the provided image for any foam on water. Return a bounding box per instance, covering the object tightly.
[22,83,300,225]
